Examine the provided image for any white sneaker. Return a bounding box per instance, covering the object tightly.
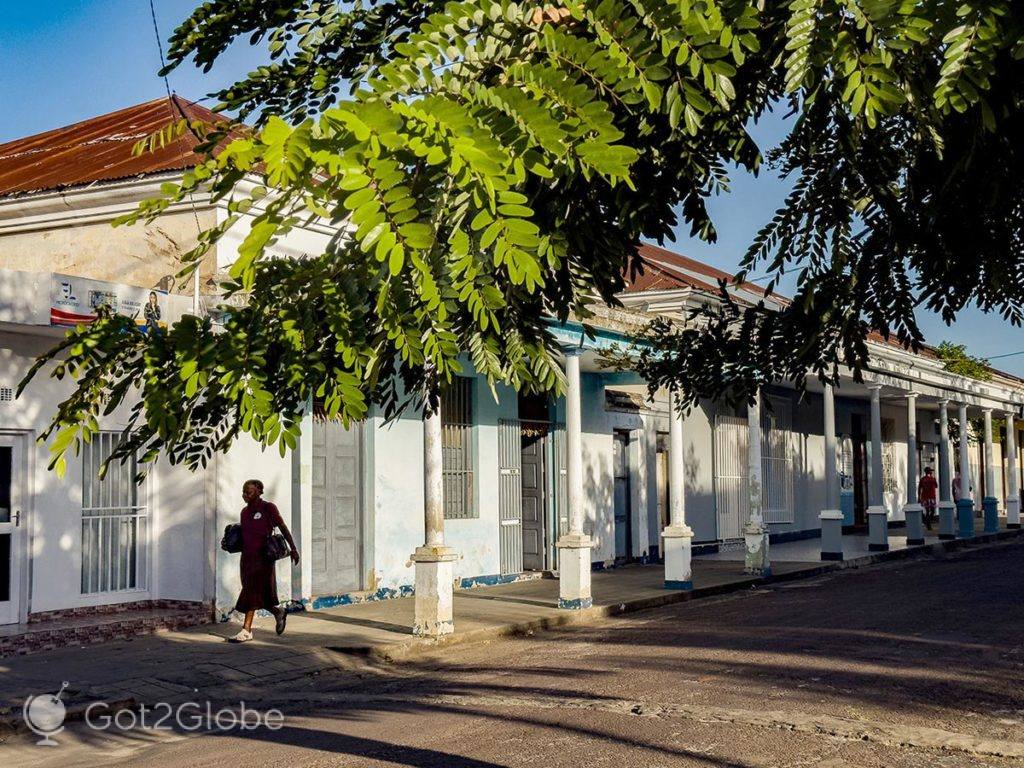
[227,628,253,643]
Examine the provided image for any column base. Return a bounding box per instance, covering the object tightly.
[410,546,459,637]
[903,503,925,546]
[819,509,844,560]
[662,525,694,590]
[743,523,770,577]
[983,496,999,533]
[1006,496,1020,528]
[556,534,593,610]
[938,500,956,539]
[867,506,889,551]
[956,498,975,539]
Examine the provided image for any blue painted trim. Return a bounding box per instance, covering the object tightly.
[458,572,541,590]
[820,552,843,561]
[544,317,650,354]
[664,580,693,590]
[957,498,975,539]
[868,543,890,552]
[308,584,415,611]
[983,497,999,533]
[558,597,593,610]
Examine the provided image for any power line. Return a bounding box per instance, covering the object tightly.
[987,349,1024,360]
[147,0,204,316]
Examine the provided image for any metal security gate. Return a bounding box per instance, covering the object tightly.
[498,419,567,574]
[311,417,362,595]
[714,414,748,540]
[498,419,524,574]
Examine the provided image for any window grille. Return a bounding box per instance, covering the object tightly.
[441,377,475,519]
[81,432,148,594]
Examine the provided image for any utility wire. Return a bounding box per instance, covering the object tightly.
[148,0,204,316]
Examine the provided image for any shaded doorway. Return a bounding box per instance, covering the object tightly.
[613,430,632,560]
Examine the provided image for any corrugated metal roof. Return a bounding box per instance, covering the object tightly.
[0,96,223,198]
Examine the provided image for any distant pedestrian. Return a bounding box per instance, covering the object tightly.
[228,479,300,643]
[918,467,938,529]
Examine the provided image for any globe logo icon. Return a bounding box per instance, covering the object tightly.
[23,681,69,746]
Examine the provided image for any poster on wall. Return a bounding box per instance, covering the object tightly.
[50,274,167,330]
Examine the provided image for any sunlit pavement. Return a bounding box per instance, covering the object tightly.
[6,538,1024,767]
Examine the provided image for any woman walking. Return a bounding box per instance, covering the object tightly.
[229,479,300,643]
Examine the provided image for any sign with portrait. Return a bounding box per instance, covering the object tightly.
[49,274,167,330]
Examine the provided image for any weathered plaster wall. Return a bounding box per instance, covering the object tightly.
[0,210,217,293]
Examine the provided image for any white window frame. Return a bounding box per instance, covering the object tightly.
[81,432,150,595]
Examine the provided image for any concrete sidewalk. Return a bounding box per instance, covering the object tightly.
[2,523,1019,729]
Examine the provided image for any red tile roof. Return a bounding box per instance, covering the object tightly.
[627,242,786,302]
[0,96,223,197]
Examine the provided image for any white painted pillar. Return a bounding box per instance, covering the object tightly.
[958,402,972,501]
[1006,411,1020,527]
[982,407,1000,532]
[290,407,314,604]
[956,401,975,538]
[983,408,996,501]
[819,383,844,560]
[823,383,838,509]
[903,393,924,545]
[866,384,889,551]
[557,348,593,609]
[663,389,694,589]
[868,385,884,508]
[937,399,956,539]
[411,405,458,636]
[744,389,770,576]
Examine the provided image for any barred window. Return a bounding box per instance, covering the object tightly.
[441,377,475,519]
[82,433,148,594]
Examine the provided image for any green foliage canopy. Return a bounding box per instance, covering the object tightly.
[22,1,1024,476]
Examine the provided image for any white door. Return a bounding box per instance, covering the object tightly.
[0,436,24,625]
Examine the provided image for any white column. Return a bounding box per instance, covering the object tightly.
[411,405,458,636]
[1006,411,1020,527]
[819,383,844,560]
[868,384,884,509]
[958,402,972,501]
[290,407,314,604]
[905,394,918,505]
[557,348,593,609]
[903,393,924,544]
[937,399,956,539]
[663,389,694,589]
[823,383,838,509]
[938,400,952,502]
[744,389,770,575]
[866,384,889,550]
[983,408,996,501]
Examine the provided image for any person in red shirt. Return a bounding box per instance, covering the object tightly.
[918,466,939,530]
[228,479,300,643]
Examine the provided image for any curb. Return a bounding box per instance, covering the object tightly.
[331,527,1024,662]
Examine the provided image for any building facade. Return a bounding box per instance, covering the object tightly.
[1,99,1022,643]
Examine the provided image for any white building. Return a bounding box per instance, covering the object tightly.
[1,99,1021,651]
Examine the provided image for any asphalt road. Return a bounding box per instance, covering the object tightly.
[8,539,1024,767]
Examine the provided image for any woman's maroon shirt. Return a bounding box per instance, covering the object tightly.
[240,498,283,555]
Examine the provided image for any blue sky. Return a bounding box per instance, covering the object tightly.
[3,1,1023,374]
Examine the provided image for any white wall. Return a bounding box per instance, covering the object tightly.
[1,329,210,614]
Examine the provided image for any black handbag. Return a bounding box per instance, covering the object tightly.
[265,532,290,561]
[221,523,242,553]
